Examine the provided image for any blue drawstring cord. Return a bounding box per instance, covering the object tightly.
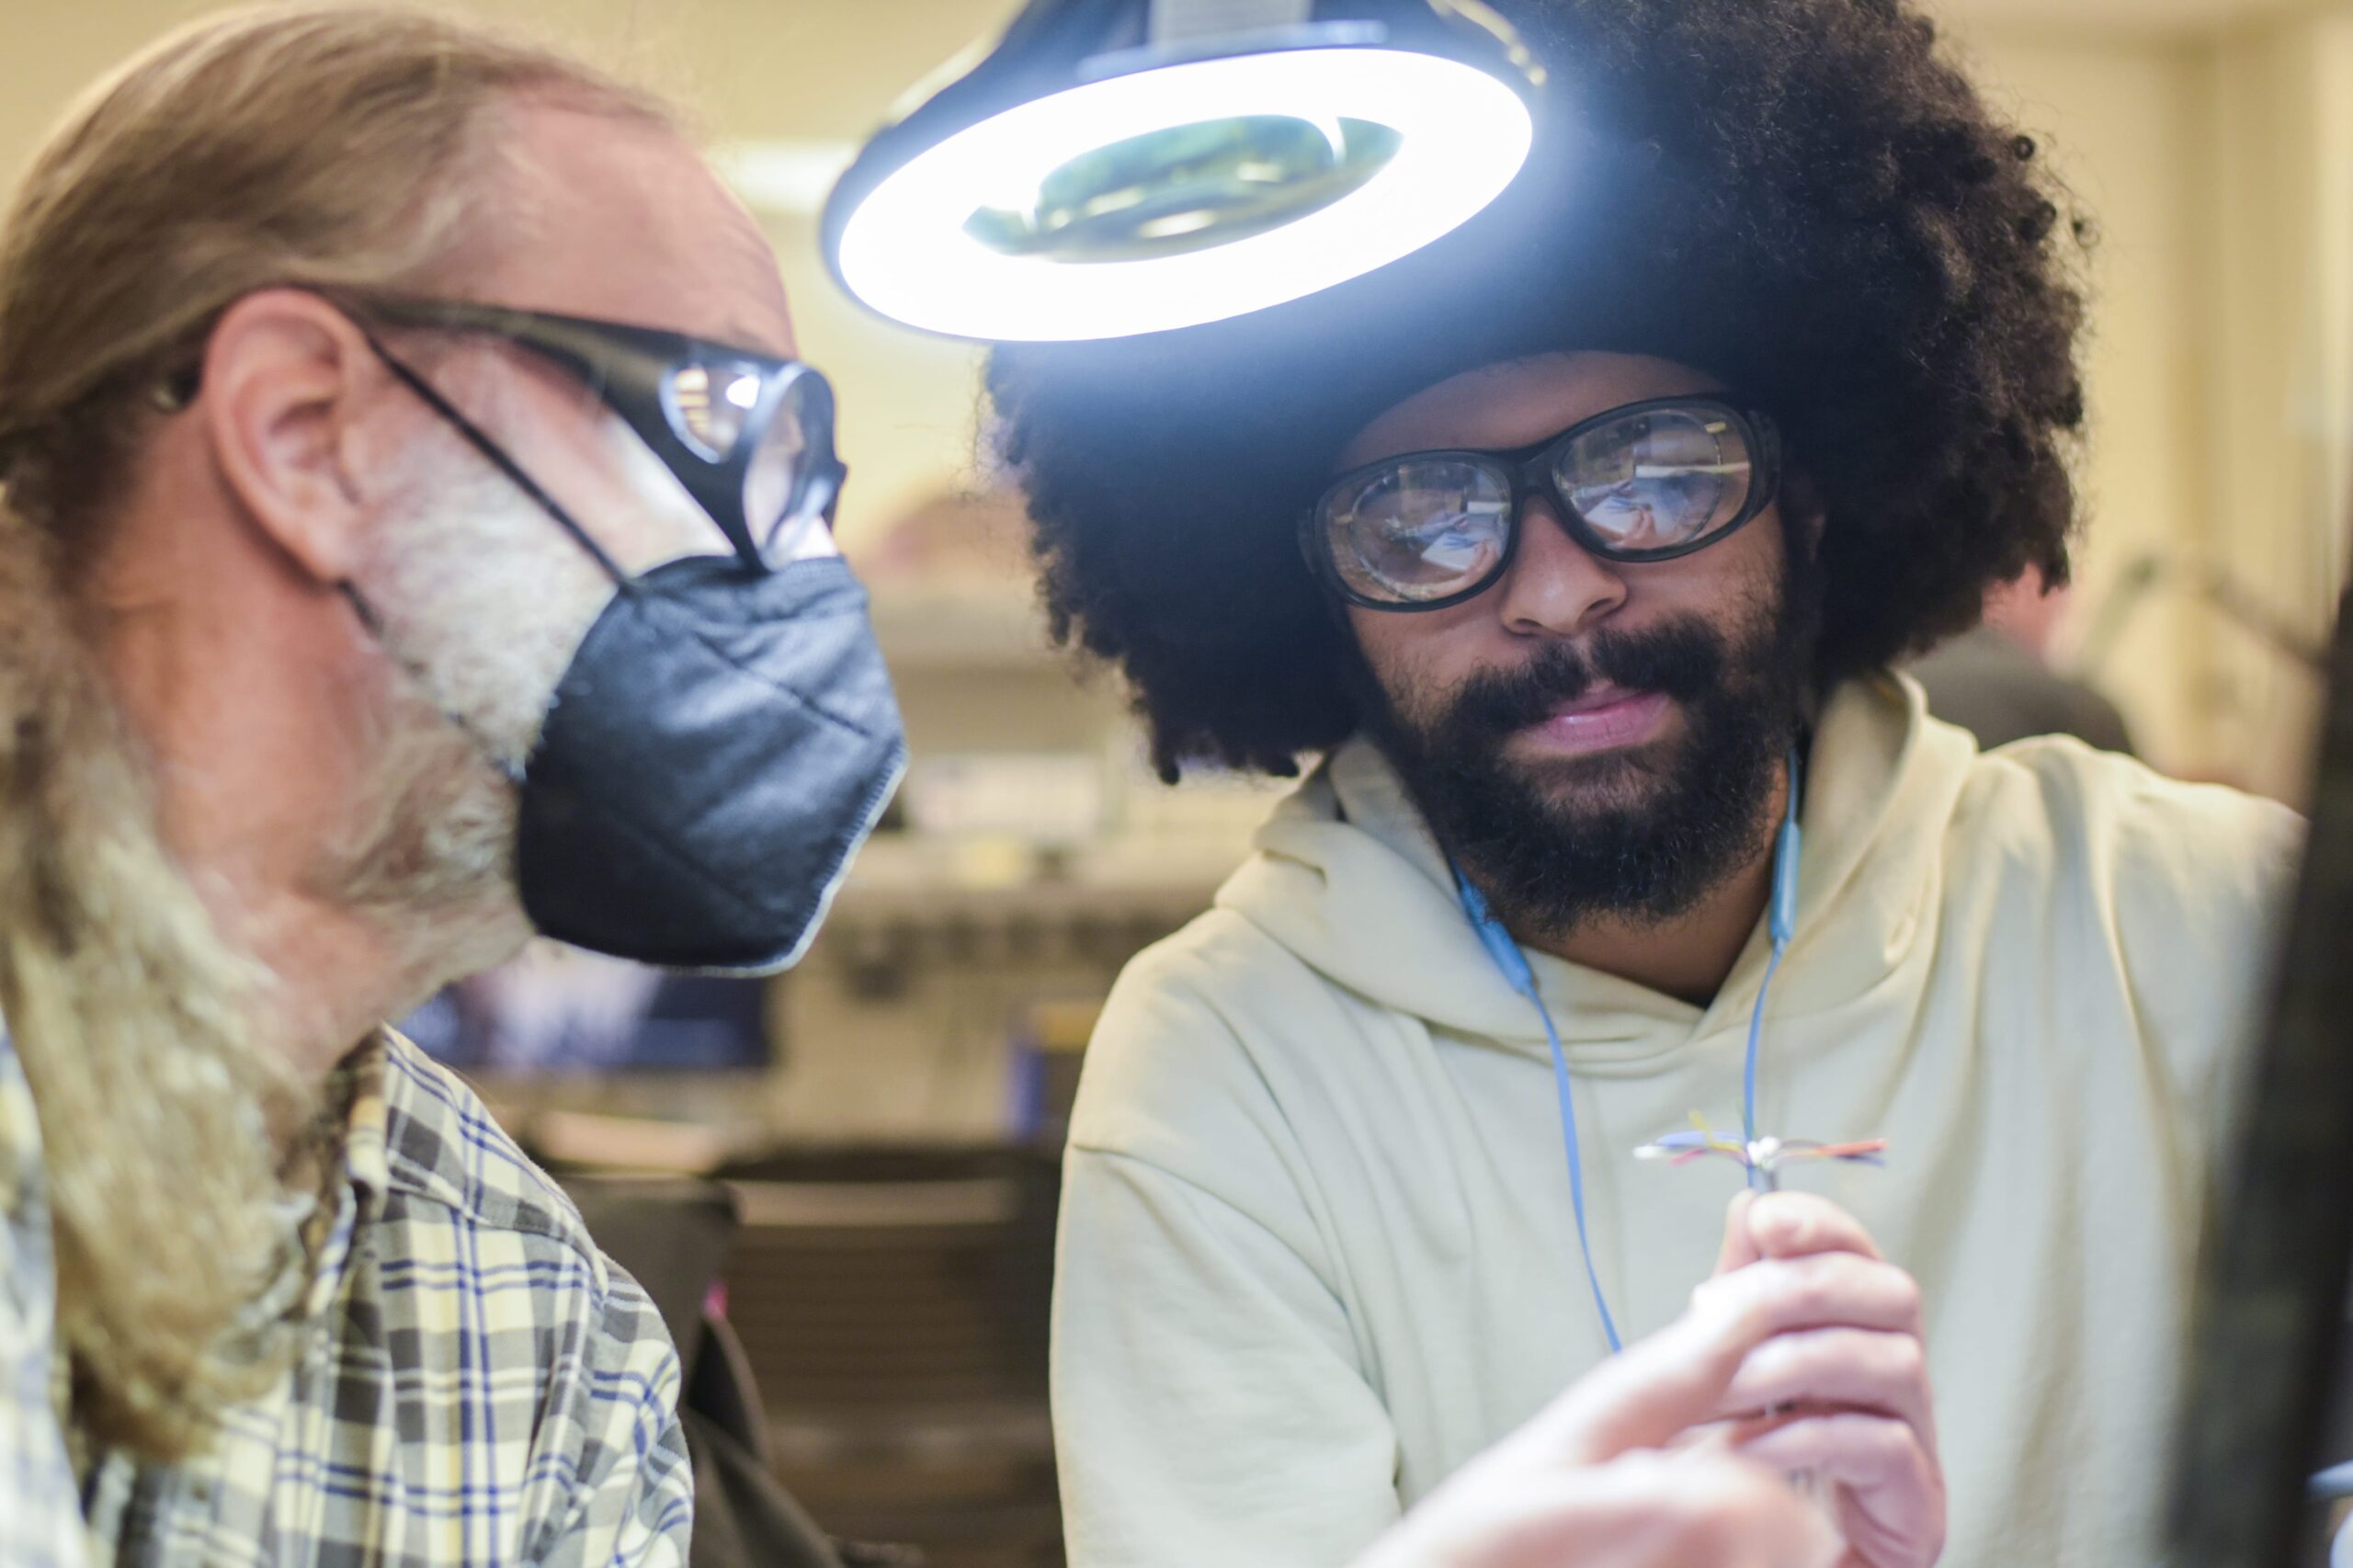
[1743,756,1806,1176]
[1741,947,1779,1160]
[1457,873,1624,1353]
[1454,746,1804,1351]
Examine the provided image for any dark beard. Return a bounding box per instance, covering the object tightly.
[1358,572,1814,938]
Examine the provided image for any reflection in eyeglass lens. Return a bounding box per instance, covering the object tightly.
[1561,411,1750,551]
[665,361,764,461]
[743,374,831,563]
[1336,460,1511,602]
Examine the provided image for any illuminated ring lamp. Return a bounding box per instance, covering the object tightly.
[822,0,1546,342]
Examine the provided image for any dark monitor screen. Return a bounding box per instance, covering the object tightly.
[398,947,771,1074]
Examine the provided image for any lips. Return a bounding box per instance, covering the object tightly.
[1525,687,1672,756]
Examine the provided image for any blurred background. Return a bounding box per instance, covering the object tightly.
[9,3,2353,1562]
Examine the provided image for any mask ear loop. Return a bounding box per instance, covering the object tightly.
[358,328,636,590]
[1451,744,1804,1352]
[331,331,635,790]
[336,583,529,788]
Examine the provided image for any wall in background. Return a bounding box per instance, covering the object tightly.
[1949,24,2209,769]
[1924,8,2353,801]
[2188,10,2353,798]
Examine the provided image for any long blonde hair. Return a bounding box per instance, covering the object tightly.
[0,3,666,1461]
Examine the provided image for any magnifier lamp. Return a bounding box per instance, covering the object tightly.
[821,0,1545,342]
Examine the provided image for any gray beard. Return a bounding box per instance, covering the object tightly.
[311,449,620,1000]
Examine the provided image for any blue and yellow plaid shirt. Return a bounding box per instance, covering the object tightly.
[0,1024,85,1566]
[4,1028,692,1565]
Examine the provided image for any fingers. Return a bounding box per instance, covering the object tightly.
[1739,1414,1947,1568]
[1531,1312,1762,1465]
[1741,1413,1922,1487]
[1714,1189,1761,1275]
[1717,1189,1883,1287]
[1717,1326,1937,1449]
[1357,1433,1844,1568]
[1745,1192,1884,1264]
[1689,1252,1924,1344]
[1540,1253,1921,1464]
[1516,1450,1846,1568]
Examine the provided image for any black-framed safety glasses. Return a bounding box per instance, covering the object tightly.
[1302,396,1782,613]
[349,295,844,580]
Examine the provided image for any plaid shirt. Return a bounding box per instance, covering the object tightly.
[0,1028,88,1567]
[64,1029,694,1565]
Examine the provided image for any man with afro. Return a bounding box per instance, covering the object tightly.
[988,2,2305,1565]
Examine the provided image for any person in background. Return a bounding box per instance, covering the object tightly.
[988,0,2302,1564]
[1906,566,2136,754]
[0,7,905,1560]
[0,6,1897,1566]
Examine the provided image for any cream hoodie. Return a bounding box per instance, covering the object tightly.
[1052,675,2303,1568]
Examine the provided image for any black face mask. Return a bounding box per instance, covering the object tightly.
[513,553,905,972]
[341,301,906,973]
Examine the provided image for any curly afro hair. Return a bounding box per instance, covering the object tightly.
[988,0,2088,780]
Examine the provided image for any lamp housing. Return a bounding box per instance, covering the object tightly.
[821,0,1546,342]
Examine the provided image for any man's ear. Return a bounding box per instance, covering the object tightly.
[199,289,388,585]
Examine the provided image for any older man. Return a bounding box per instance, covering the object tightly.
[0,8,904,1562]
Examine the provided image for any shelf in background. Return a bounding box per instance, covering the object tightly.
[825,835,1233,926]
[867,584,1062,671]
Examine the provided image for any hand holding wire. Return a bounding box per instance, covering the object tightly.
[1696,1191,1947,1568]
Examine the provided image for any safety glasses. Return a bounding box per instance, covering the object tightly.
[1303,396,1781,613]
[352,296,844,578]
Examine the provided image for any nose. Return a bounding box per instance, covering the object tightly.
[1492,496,1629,639]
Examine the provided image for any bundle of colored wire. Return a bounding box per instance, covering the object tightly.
[1635,1114,1888,1189]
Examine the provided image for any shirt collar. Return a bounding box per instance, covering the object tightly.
[335,1033,392,1219]
[292,1032,392,1323]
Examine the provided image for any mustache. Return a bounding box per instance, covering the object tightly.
[1438,620,1730,744]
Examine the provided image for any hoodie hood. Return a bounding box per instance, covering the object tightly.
[1213,673,1975,1070]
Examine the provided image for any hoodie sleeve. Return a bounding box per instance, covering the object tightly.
[1054,942,1403,1568]
[1996,739,2306,1167]
[2098,756,2305,1165]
